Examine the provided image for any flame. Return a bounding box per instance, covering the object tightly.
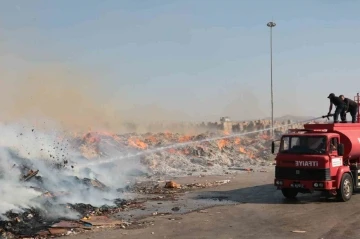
[164,131,173,139]
[223,131,230,136]
[247,151,255,159]
[179,135,192,142]
[79,144,100,159]
[217,139,229,150]
[128,137,148,149]
[82,131,121,144]
[234,138,241,145]
[239,146,255,159]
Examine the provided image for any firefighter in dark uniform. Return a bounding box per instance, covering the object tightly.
[327,93,346,123]
[339,94,358,123]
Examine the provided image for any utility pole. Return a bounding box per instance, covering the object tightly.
[267,21,276,138]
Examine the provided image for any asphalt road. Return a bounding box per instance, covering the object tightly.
[63,170,360,239]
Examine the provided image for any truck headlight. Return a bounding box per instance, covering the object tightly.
[275,180,283,185]
[313,182,324,188]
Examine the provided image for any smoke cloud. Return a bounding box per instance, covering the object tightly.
[0,57,205,219]
[0,62,208,134]
[0,120,145,219]
[1,64,123,132]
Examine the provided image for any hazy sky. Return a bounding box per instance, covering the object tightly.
[1,0,360,122]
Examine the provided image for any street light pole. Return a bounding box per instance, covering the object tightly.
[267,21,276,139]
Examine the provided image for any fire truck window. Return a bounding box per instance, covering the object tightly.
[330,138,338,152]
[308,137,325,150]
[280,136,326,154]
[291,137,300,147]
[281,137,290,150]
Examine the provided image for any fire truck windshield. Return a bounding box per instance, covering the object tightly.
[279,135,327,154]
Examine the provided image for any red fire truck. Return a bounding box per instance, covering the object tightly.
[272,93,360,201]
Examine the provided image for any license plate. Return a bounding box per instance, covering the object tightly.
[293,182,304,188]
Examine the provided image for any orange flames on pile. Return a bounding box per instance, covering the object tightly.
[214,137,255,159]
[79,130,258,160]
[164,131,173,139]
[217,138,241,150]
[128,137,148,149]
[239,146,255,159]
[217,139,229,150]
[82,131,122,144]
[179,135,192,142]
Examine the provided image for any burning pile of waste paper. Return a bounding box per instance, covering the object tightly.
[74,129,277,176]
[0,118,304,238]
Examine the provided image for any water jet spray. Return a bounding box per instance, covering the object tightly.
[79,116,323,168]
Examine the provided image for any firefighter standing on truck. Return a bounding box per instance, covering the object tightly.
[327,93,346,123]
[339,94,358,123]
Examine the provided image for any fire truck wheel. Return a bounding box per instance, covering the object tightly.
[337,173,353,202]
[281,188,298,199]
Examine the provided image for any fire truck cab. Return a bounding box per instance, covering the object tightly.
[272,93,360,202]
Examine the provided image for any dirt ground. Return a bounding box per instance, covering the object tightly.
[61,169,360,239]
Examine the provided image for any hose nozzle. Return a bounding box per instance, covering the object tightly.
[322,113,334,120]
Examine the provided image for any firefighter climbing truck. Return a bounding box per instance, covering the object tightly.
[272,93,360,202]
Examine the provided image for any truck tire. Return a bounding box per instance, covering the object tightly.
[281,188,298,199]
[337,173,353,202]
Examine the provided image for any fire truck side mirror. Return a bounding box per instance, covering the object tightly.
[337,143,344,156]
[271,141,275,154]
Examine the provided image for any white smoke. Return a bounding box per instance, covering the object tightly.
[0,120,145,219]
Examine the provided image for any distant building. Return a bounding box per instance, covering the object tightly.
[220,117,232,133]
[220,117,231,123]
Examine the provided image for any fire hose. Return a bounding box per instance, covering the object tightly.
[321,113,334,121]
